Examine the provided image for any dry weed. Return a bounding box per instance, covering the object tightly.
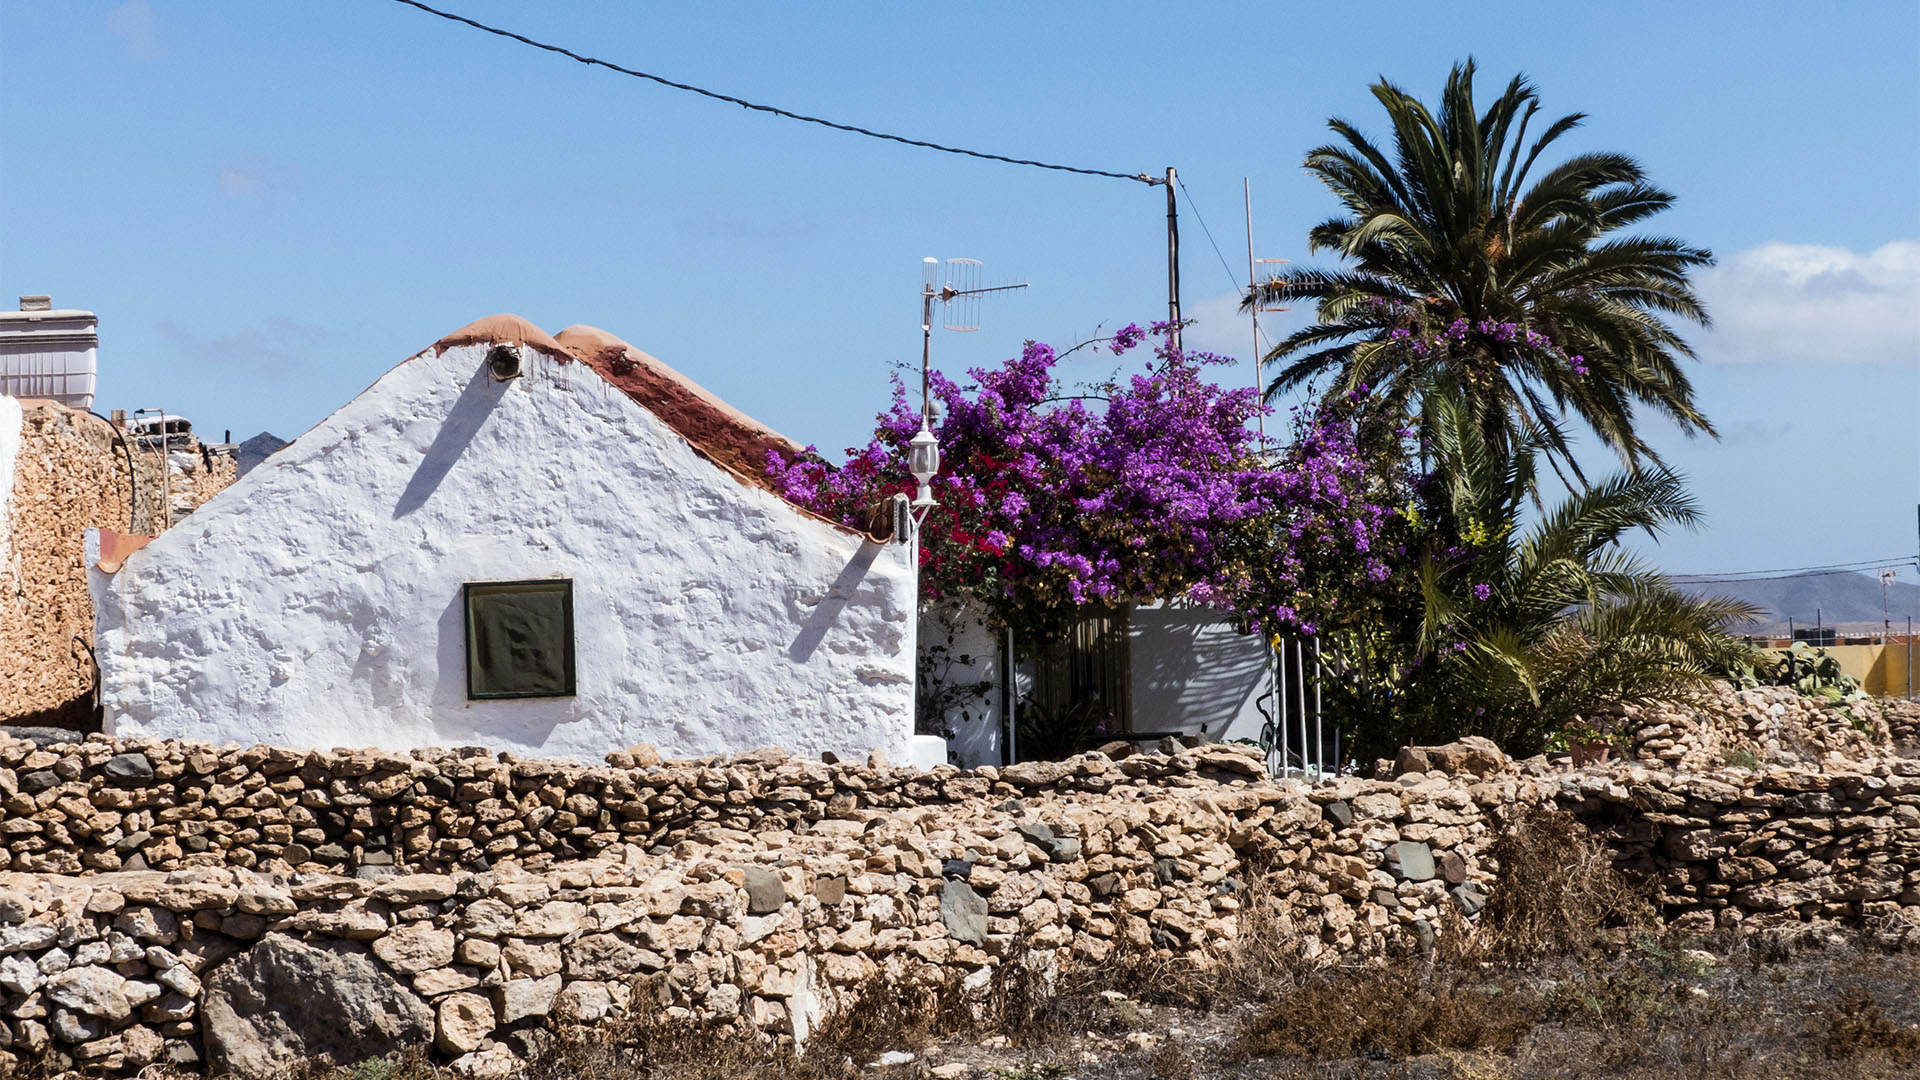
[1479,805,1653,959]
[1823,989,1920,1066]
[1230,962,1540,1062]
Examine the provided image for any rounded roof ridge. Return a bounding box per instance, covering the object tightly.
[431,314,574,361]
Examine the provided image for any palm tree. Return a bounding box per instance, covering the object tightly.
[1251,60,1716,479]
[1392,388,1757,755]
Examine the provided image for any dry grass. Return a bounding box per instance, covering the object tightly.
[1477,805,1655,960]
[1230,962,1540,1062]
[1822,989,1920,1066]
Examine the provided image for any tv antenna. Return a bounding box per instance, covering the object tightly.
[1881,567,1899,639]
[917,257,1026,420]
[907,258,1026,517]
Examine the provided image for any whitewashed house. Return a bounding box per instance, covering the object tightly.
[90,315,918,763]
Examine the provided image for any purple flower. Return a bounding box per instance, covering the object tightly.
[1472,583,1491,601]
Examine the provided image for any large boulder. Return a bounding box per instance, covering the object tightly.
[1393,736,1509,778]
[202,933,434,1078]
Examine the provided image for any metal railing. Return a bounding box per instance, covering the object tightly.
[1255,637,1339,779]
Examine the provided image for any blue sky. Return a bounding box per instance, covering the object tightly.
[2,0,1915,576]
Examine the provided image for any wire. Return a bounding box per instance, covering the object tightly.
[87,410,140,533]
[1174,177,1280,359]
[1672,557,1917,584]
[1176,177,1245,297]
[388,0,1158,185]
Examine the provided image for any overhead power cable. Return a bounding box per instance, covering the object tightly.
[388,0,1159,185]
[1670,556,1917,584]
[1177,178,1243,298]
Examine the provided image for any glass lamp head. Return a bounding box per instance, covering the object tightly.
[908,421,940,508]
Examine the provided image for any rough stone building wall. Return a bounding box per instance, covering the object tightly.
[0,399,229,726]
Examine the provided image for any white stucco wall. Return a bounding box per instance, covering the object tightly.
[0,396,20,569]
[91,343,916,764]
[916,603,1003,768]
[1129,600,1272,742]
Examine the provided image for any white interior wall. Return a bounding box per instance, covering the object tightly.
[91,343,916,764]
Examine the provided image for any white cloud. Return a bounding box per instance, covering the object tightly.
[1180,290,1260,361]
[105,0,162,61]
[158,317,340,378]
[217,156,300,198]
[1696,240,1920,366]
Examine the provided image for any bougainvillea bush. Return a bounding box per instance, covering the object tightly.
[766,324,1399,643]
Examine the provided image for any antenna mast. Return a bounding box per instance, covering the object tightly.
[1245,179,1260,439]
[1245,178,1290,445]
[912,258,1027,516]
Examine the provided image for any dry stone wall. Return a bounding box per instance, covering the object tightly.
[0,401,233,726]
[1600,682,1904,772]
[1884,697,1920,748]
[1552,757,1920,932]
[0,737,1527,1077]
[1,727,1919,1077]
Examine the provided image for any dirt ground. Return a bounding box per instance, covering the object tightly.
[900,932,1920,1080]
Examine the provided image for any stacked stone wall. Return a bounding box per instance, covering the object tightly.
[1883,697,1920,747]
[1601,682,1904,772]
[2,730,1919,1076]
[0,402,233,726]
[1553,758,1920,932]
[0,736,1528,1076]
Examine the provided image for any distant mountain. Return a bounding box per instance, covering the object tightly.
[235,432,288,477]
[1671,570,1920,634]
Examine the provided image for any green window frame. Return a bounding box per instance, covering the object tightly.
[462,579,577,700]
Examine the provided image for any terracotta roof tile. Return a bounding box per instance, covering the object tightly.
[424,315,884,539]
[552,324,810,501]
[430,314,574,362]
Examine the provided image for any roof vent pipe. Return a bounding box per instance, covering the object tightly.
[486,344,524,382]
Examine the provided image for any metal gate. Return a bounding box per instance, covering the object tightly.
[1255,637,1339,779]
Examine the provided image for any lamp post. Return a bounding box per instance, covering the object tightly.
[909,421,940,510]
[909,259,1026,766]
[912,258,943,521]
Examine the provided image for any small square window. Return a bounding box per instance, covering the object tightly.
[463,579,576,699]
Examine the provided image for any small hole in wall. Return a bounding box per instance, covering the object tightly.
[487,345,524,381]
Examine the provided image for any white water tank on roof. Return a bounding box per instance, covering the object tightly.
[0,295,98,410]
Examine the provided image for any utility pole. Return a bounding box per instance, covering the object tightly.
[1163,166,1182,350]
